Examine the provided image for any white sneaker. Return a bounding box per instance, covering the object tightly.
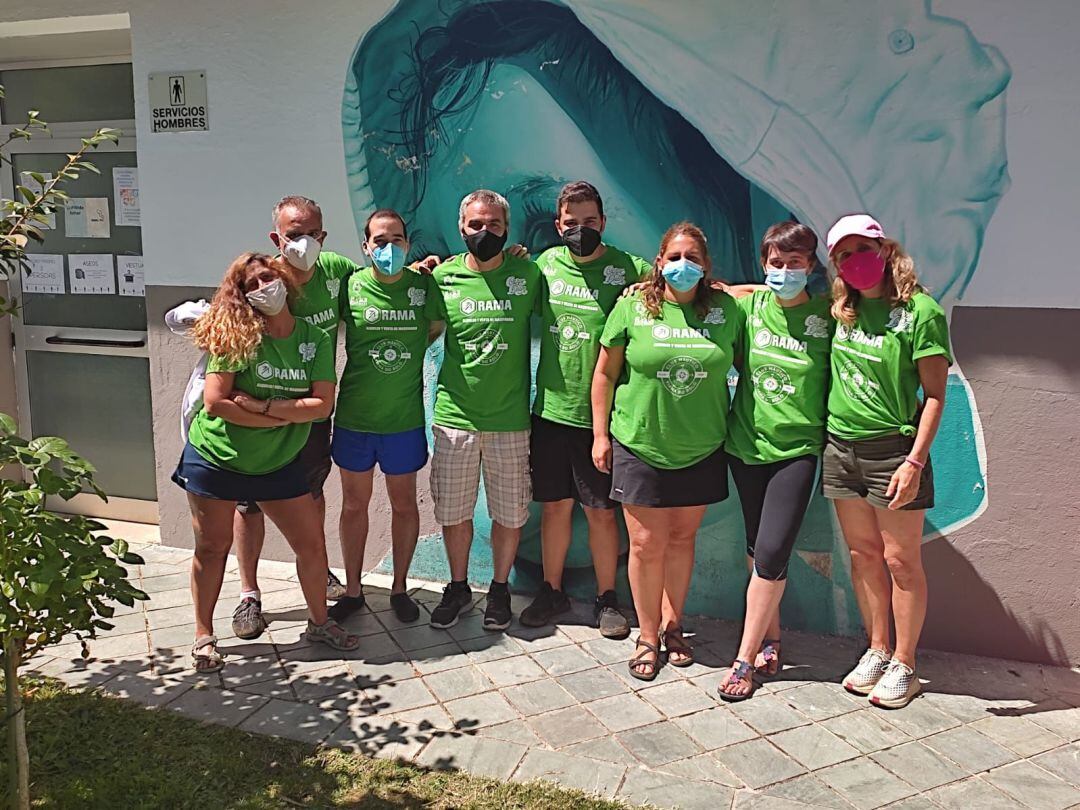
[869,659,922,709]
[843,648,892,695]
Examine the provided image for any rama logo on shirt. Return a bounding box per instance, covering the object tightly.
[460,298,511,315]
[305,309,335,327]
[256,362,308,382]
[550,279,599,301]
[365,306,417,323]
[836,324,885,349]
[754,329,807,353]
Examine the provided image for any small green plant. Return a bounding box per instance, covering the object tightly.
[0,84,144,810]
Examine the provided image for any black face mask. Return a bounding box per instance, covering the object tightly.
[463,228,508,262]
[561,225,602,257]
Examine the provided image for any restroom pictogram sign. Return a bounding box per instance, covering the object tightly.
[149,71,209,133]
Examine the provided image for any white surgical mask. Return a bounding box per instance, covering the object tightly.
[279,233,321,271]
[246,278,288,315]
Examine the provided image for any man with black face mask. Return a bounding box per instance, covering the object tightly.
[521,181,651,637]
[423,190,542,632]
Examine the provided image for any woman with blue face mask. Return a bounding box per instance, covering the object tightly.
[591,222,744,680]
[719,222,834,701]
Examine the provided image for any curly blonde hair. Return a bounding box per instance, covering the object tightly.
[829,238,924,326]
[190,252,296,365]
[642,222,720,319]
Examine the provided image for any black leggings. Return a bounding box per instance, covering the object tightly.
[729,454,819,581]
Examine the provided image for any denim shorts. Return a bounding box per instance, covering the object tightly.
[172,442,309,503]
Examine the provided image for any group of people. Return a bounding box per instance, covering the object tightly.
[171,181,950,710]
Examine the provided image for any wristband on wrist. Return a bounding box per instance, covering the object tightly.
[261,399,272,416]
[904,456,925,470]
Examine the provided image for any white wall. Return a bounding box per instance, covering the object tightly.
[3,0,1079,307]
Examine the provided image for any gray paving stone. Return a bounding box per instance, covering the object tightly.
[971,715,1067,758]
[922,725,1019,773]
[217,653,289,691]
[882,797,937,810]
[563,736,640,766]
[501,679,576,716]
[387,703,456,733]
[673,707,758,751]
[732,792,820,810]
[458,633,526,664]
[608,661,684,691]
[728,694,812,735]
[417,733,527,780]
[762,773,852,809]
[816,757,916,810]
[875,697,960,738]
[477,654,546,688]
[558,666,628,702]
[422,665,492,702]
[359,676,438,715]
[290,664,360,702]
[920,690,1004,724]
[512,748,625,797]
[101,671,193,708]
[239,697,346,743]
[580,636,634,665]
[532,644,600,676]
[527,706,607,748]
[1028,702,1080,742]
[444,611,489,643]
[409,642,470,675]
[926,776,1025,809]
[617,767,733,810]
[165,685,268,727]
[714,738,805,789]
[770,723,861,770]
[658,754,743,787]
[443,691,518,730]
[617,721,704,768]
[393,623,458,653]
[782,682,864,721]
[870,741,967,791]
[637,679,716,718]
[505,624,574,653]
[822,709,912,754]
[586,692,664,733]
[1032,742,1080,786]
[477,719,544,747]
[346,653,419,687]
[984,760,1080,810]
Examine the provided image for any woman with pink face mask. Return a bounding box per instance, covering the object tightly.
[822,215,951,709]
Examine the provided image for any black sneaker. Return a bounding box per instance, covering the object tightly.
[429,582,473,629]
[327,592,366,623]
[327,570,347,601]
[231,596,266,640]
[519,582,571,628]
[595,590,631,639]
[483,582,513,632]
[390,592,421,623]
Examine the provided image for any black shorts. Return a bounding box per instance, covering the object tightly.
[610,437,728,508]
[821,432,934,511]
[530,415,616,510]
[172,442,309,502]
[236,420,333,515]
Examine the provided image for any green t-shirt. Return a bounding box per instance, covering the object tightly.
[726,290,834,464]
[827,291,952,440]
[189,318,336,475]
[533,245,652,428]
[600,291,743,469]
[424,252,541,431]
[335,268,432,434]
[290,250,360,348]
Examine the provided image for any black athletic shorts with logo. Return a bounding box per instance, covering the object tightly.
[529,415,617,510]
[236,419,333,515]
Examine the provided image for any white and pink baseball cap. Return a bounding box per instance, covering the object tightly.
[826,214,885,254]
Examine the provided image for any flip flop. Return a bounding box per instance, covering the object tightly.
[718,659,757,702]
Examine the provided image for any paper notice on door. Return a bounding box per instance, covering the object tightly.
[18,173,55,229]
[64,197,111,239]
[117,255,145,297]
[112,167,140,227]
[68,254,115,294]
[22,254,65,294]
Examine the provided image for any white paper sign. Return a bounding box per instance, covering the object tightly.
[18,173,55,229]
[117,255,145,297]
[68,254,115,294]
[22,254,65,294]
[64,197,111,239]
[112,167,140,226]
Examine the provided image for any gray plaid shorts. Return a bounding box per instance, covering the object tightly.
[430,425,531,528]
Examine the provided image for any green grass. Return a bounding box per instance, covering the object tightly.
[0,677,629,809]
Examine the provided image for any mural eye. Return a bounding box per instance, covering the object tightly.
[889,28,915,54]
[521,204,559,253]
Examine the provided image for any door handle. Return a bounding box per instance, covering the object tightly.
[45,336,146,349]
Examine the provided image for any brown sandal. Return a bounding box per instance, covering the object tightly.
[628,637,660,681]
[662,626,695,667]
[191,635,224,673]
[718,659,757,702]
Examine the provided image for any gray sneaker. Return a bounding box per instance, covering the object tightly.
[595,590,631,639]
[843,648,892,695]
[231,597,266,640]
[869,659,921,708]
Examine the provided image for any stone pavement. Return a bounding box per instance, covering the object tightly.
[31,537,1080,810]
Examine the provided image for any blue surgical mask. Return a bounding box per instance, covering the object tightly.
[661,258,704,292]
[370,242,405,276]
[765,268,808,300]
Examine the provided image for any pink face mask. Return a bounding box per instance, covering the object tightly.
[839,251,886,290]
